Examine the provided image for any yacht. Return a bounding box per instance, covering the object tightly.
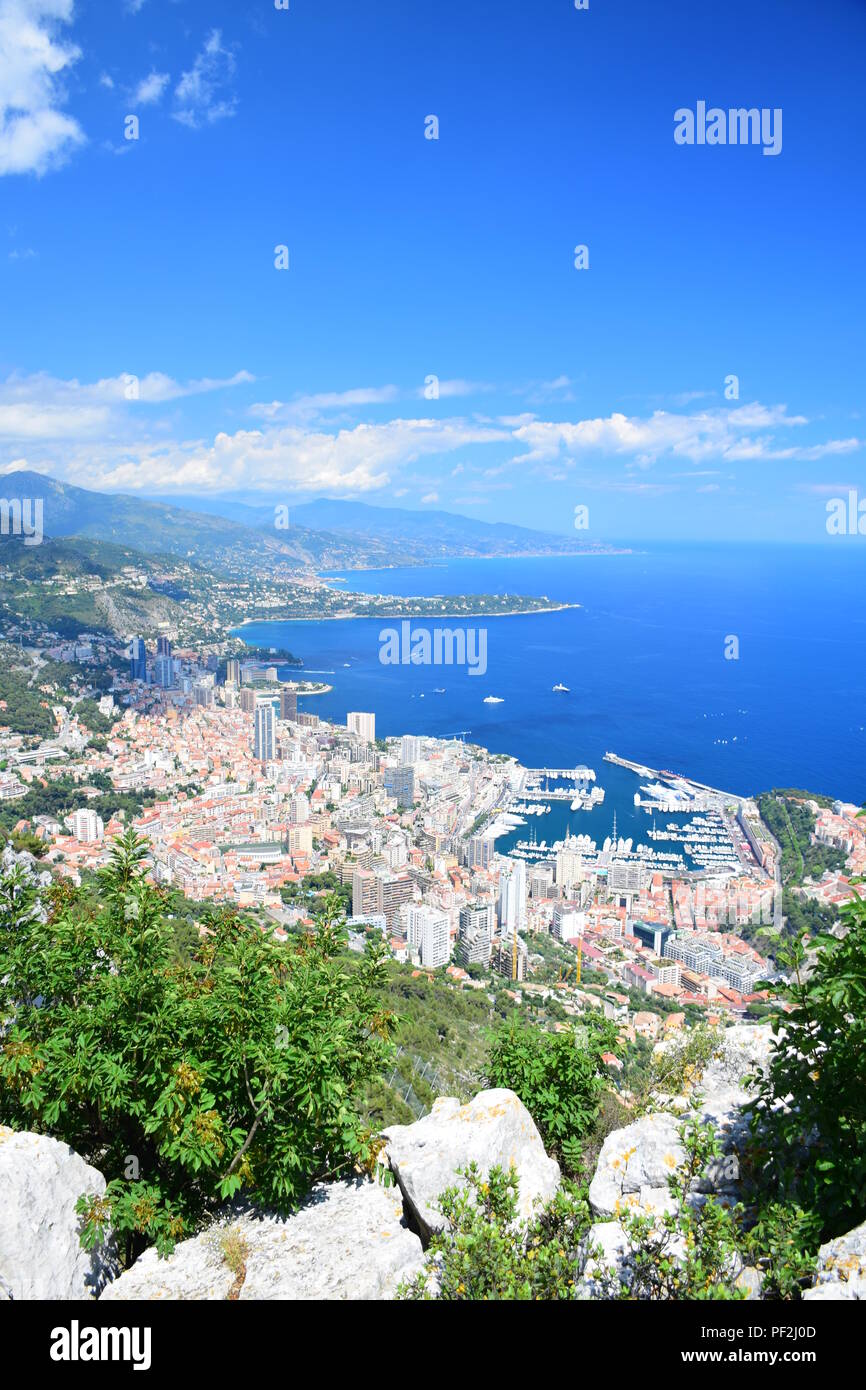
[552,683,569,692]
[483,695,504,704]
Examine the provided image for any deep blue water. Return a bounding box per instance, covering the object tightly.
[234,546,866,840]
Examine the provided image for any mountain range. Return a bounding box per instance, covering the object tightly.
[1,470,603,574]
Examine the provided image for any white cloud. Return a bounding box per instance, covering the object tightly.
[132,71,169,106]
[173,29,236,129]
[251,385,400,420]
[0,0,85,175]
[1,375,858,505]
[98,72,114,90]
[0,369,255,438]
[509,403,856,468]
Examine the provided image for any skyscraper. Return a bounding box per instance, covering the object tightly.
[157,636,172,658]
[407,904,451,969]
[129,637,147,683]
[383,766,414,808]
[226,658,241,686]
[347,711,375,742]
[467,834,494,870]
[498,858,527,934]
[401,735,422,765]
[280,687,298,721]
[457,902,493,966]
[254,702,275,763]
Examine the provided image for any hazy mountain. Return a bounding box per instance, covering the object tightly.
[154,494,602,561]
[1,471,605,571]
[0,471,381,573]
[288,498,591,557]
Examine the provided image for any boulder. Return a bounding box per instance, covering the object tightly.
[803,1219,866,1301]
[382,1088,560,1242]
[102,1177,424,1301]
[584,1024,776,1291]
[0,1127,117,1299]
[588,1112,685,1221]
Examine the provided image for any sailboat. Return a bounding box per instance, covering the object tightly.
[552,683,569,692]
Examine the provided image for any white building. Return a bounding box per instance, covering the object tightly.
[498,858,527,935]
[71,808,105,843]
[347,711,376,742]
[401,734,422,765]
[407,904,451,969]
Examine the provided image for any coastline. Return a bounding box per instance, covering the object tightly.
[233,602,580,628]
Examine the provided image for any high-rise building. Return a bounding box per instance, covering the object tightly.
[254,703,275,763]
[401,735,422,765]
[288,825,313,856]
[240,687,257,714]
[377,873,414,929]
[498,858,527,934]
[457,902,493,966]
[556,837,589,893]
[494,936,527,982]
[71,808,104,843]
[129,637,147,683]
[280,687,298,721]
[193,681,214,708]
[154,654,174,689]
[467,835,494,870]
[226,658,241,686]
[157,636,172,658]
[407,904,451,969]
[347,711,375,742]
[383,766,414,808]
[352,869,379,918]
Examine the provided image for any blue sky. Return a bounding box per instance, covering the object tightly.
[0,0,864,541]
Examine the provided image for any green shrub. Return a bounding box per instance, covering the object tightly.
[486,1015,619,1173]
[748,883,866,1239]
[0,831,395,1264]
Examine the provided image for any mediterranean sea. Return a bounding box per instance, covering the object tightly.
[233,544,866,847]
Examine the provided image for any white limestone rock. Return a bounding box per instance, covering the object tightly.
[0,1127,117,1300]
[803,1219,866,1301]
[382,1088,560,1241]
[102,1178,424,1301]
[588,1112,686,1221]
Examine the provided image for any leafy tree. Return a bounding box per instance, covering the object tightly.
[747,883,866,1239]
[486,1016,619,1173]
[0,831,396,1264]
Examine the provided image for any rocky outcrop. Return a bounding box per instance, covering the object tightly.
[589,1024,775,1225]
[102,1177,424,1301]
[4,1088,554,1301]
[382,1088,560,1242]
[583,1024,776,1294]
[0,1127,117,1300]
[803,1219,866,1301]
